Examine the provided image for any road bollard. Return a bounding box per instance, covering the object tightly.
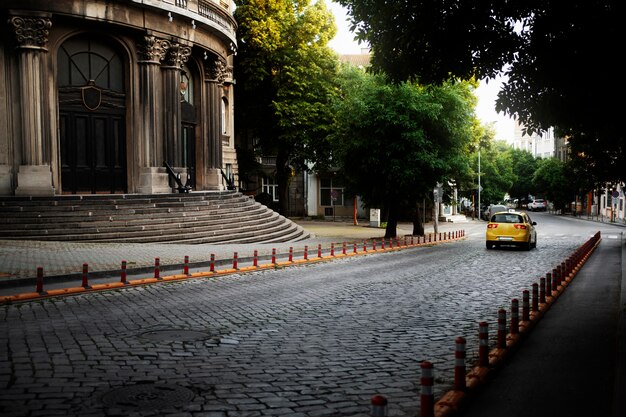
[478,322,489,367]
[120,260,127,284]
[253,250,258,267]
[317,244,322,258]
[454,336,466,390]
[210,254,215,272]
[522,290,530,322]
[304,245,308,260]
[184,255,189,275]
[532,283,539,312]
[497,309,507,349]
[420,361,435,417]
[330,243,335,257]
[154,258,161,279]
[288,247,293,262]
[272,248,276,264]
[354,242,357,254]
[371,395,388,417]
[36,266,45,294]
[343,242,347,255]
[511,299,519,334]
[233,252,238,270]
[546,273,552,297]
[82,263,90,288]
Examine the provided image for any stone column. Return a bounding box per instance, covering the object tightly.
[161,42,191,168]
[10,14,54,195]
[136,36,171,194]
[202,58,226,190]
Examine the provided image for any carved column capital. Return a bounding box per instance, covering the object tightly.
[8,16,52,50]
[137,35,169,63]
[162,42,192,68]
[204,59,231,84]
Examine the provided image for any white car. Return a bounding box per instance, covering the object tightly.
[528,199,547,211]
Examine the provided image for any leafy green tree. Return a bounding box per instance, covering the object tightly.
[532,158,577,213]
[234,0,339,214]
[507,148,538,207]
[475,140,514,206]
[332,67,477,237]
[337,0,625,183]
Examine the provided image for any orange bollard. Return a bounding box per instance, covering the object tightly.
[36,266,45,294]
[420,361,435,417]
[81,263,90,288]
[478,322,489,367]
[120,260,127,284]
[371,395,388,417]
[454,336,466,390]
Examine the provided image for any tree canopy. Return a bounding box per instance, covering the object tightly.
[337,0,625,182]
[234,0,339,213]
[332,66,478,237]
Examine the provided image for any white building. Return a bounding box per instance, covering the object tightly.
[512,121,555,158]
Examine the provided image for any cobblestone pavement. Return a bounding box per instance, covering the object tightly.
[0,214,621,416]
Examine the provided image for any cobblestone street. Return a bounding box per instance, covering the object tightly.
[0,214,618,416]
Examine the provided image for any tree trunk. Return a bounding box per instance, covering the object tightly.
[385,202,398,238]
[412,202,425,236]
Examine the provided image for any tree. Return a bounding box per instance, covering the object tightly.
[337,0,625,183]
[474,140,514,207]
[234,0,339,214]
[507,148,537,207]
[332,66,477,237]
[532,158,575,213]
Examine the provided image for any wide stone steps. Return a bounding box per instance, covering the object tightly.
[0,191,311,244]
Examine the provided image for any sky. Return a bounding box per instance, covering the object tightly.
[324,0,515,142]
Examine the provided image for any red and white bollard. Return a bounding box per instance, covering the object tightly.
[373,240,377,250]
[120,260,127,284]
[381,239,385,250]
[304,245,308,260]
[289,247,293,262]
[154,257,161,279]
[532,283,539,312]
[210,254,215,272]
[317,244,322,258]
[36,266,45,294]
[511,299,519,334]
[342,242,347,255]
[271,248,276,264]
[253,250,258,267]
[478,321,489,367]
[370,395,388,417]
[454,336,466,390]
[353,242,357,253]
[183,255,189,275]
[420,361,435,417]
[330,243,335,257]
[522,290,530,322]
[363,241,368,252]
[233,252,238,270]
[497,309,507,349]
[82,263,90,288]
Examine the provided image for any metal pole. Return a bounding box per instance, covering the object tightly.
[478,148,481,220]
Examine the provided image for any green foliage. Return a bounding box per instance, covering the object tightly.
[532,158,577,212]
[473,140,515,205]
[234,0,340,212]
[507,148,538,204]
[337,0,625,183]
[331,67,478,235]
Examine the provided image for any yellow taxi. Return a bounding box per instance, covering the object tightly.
[485,210,537,250]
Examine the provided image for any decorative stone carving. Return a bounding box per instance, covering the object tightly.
[137,35,168,63]
[163,42,192,68]
[204,58,229,83]
[9,16,52,49]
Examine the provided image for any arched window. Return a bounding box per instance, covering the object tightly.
[58,37,124,91]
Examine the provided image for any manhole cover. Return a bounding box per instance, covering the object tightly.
[102,383,195,410]
[140,329,209,342]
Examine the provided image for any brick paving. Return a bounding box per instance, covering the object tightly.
[1,215,604,416]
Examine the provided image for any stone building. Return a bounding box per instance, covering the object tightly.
[0,0,239,196]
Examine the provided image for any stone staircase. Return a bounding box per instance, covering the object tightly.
[0,191,312,244]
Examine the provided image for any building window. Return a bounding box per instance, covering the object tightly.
[320,178,344,206]
[262,177,279,201]
[58,37,124,91]
[221,97,229,135]
[180,66,193,104]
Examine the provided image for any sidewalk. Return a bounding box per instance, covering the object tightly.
[0,219,472,293]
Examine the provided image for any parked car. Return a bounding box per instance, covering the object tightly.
[483,204,508,221]
[528,199,547,211]
[486,210,537,250]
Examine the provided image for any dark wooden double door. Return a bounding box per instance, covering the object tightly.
[60,109,126,194]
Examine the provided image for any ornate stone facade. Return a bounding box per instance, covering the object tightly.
[0,0,238,196]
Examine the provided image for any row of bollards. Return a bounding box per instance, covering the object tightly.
[370,231,601,417]
[25,230,466,298]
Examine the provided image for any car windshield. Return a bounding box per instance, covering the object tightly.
[492,213,524,223]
